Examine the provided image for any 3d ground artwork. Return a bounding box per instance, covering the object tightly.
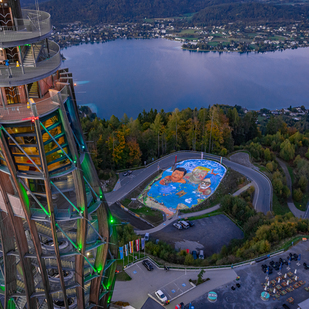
[138,159,226,218]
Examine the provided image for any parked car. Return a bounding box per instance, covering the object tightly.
[145,233,150,241]
[192,250,197,260]
[186,220,195,227]
[178,220,190,229]
[173,223,183,230]
[142,260,153,271]
[128,170,133,175]
[123,171,129,176]
[199,250,204,259]
[155,290,167,303]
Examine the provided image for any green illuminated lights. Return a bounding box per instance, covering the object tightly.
[110,217,114,224]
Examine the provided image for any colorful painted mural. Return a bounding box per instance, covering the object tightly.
[138,159,226,218]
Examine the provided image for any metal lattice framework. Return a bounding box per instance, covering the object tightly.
[0,0,116,308]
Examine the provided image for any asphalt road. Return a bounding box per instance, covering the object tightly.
[105,151,272,214]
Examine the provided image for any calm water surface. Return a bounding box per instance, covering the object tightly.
[62,39,309,119]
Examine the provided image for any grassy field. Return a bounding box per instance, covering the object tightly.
[272,193,291,216]
[115,271,132,281]
[186,209,223,220]
[130,206,164,223]
[268,35,286,41]
[287,164,295,184]
[294,191,309,211]
[179,29,196,35]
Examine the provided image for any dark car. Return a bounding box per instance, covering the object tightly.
[142,260,153,271]
[123,171,129,176]
[282,304,290,309]
[186,220,195,227]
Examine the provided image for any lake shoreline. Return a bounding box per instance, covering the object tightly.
[61,39,309,119]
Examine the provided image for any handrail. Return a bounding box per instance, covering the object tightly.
[0,41,61,85]
[0,9,51,40]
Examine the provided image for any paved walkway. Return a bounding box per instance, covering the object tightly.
[276,157,305,218]
[135,182,253,235]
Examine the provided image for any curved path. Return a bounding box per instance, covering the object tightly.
[105,151,272,214]
[276,157,305,218]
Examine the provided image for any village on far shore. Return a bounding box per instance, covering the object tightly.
[54,19,309,53]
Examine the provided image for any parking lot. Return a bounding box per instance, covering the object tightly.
[151,214,244,256]
[123,260,195,305]
[185,240,309,309]
[113,259,237,309]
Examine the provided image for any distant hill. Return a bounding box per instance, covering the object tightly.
[27,0,309,25]
[36,0,247,24]
[192,2,309,24]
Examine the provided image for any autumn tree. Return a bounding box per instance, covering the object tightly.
[280,139,295,161]
[150,113,163,158]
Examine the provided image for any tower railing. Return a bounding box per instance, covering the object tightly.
[0,9,51,45]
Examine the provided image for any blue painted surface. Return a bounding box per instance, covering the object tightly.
[146,159,226,211]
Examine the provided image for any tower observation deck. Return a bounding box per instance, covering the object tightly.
[0,0,117,308]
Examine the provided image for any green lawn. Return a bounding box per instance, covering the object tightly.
[287,165,294,184]
[179,29,196,34]
[272,193,291,216]
[294,191,309,211]
[208,41,219,47]
[186,209,223,220]
[115,271,132,281]
[268,35,286,41]
[212,33,224,37]
[130,206,163,223]
[122,198,131,207]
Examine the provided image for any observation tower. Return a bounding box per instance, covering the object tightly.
[0,0,116,308]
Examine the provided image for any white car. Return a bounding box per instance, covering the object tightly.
[173,222,183,230]
[155,289,167,303]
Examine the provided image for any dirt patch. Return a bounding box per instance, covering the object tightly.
[100,169,118,193]
[230,152,254,168]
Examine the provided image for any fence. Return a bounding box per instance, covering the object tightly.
[122,234,309,272]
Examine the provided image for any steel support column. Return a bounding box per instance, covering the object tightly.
[30,100,69,309]
[58,93,88,307]
[0,134,36,309]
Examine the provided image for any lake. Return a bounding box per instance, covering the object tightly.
[61,39,309,119]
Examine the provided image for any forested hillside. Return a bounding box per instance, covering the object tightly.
[34,0,244,24]
[192,2,309,25]
[26,0,309,25]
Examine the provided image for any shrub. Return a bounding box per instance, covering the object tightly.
[293,188,303,202]
[298,175,308,192]
[184,254,194,265]
[280,139,295,161]
[266,162,273,172]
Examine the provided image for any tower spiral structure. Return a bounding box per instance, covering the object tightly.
[0,1,116,308]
